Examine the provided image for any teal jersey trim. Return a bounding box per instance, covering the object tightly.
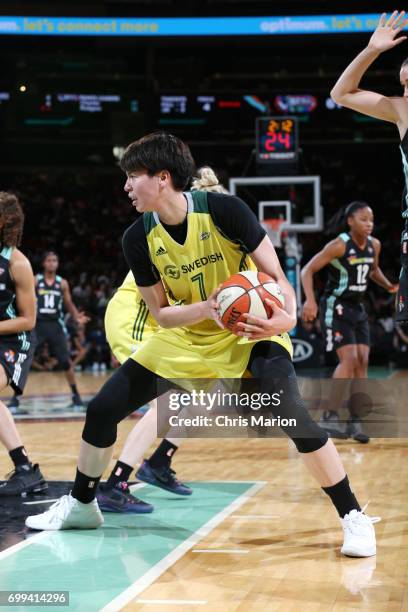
[338,232,350,243]
[330,258,349,297]
[0,246,13,260]
[324,295,336,327]
[6,302,30,351]
[6,303,16,319]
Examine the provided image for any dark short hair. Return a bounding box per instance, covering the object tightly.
[120,132,196,191]
[401,57,408,70]
[0,192,24,247]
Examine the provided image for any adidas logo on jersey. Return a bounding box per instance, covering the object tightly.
[200,232,210,240]
[156,246,167,256]
[349,249,356,254]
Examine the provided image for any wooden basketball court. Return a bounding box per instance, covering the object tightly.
[0,370,407,610]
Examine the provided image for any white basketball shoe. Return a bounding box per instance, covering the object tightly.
[25,494,104,531]
[341,504,380,557]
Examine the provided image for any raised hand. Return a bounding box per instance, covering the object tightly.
[368,11,408,53]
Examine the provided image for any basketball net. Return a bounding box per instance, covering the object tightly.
[261,219,287,248]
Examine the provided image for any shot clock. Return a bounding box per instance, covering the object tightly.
[256,116,298,163]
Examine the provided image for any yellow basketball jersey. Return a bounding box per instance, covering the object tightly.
[143,190,292,356]
[146,190,254,336]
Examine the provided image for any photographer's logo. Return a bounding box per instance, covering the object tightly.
[164,265,180,279]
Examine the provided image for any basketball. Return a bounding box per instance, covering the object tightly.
[217,270,285,335]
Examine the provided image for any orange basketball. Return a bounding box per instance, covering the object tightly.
[217,270,285,335]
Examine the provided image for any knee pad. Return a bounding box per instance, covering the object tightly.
[292,431,329,453]
[251,353,329,453]
[83,396,118,448]
[81,359,158,448]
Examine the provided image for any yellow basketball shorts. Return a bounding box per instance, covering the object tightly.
[131,325,292,379]
[104,292,156,364]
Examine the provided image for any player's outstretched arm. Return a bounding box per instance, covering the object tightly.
[1,249,36,334]
[331,11,407,124]
[300,239,345,321]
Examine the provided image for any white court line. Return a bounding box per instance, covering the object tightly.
[0,531,50,561]
[23,498,59,506]
[101,481,266,612]
[135,600,207,606]
[192,549,248,554]
[129,482,147,491]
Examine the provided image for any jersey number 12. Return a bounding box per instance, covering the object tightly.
[356,264,369,286]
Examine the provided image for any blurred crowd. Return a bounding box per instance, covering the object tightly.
[0,159,406,373]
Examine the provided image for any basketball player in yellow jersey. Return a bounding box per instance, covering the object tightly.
[98,168,228,512]
[102,160,289,508]
[27,134,378,559]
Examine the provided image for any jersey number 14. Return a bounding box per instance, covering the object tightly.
[44,294,55,309]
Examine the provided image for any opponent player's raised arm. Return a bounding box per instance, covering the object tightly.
[2,249,36,334]
[331,12,407,124]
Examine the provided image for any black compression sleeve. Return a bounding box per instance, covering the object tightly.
[207,192,266,253]
[122,218,160,286]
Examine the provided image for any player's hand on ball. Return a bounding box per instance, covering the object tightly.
[236,299,296,339]
[204,285,224,328]
[368,11,407,53]
[302,299,318,322]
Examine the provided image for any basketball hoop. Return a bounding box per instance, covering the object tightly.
[261,218,287,248]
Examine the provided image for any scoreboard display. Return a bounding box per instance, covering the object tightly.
[256,116,298,163]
